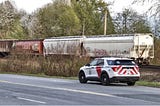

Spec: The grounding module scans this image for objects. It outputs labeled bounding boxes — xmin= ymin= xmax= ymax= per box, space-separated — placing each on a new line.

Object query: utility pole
xmin=82 ymin=21 xmax=85 ymax=35
xmin=82 ymin=16 xmax=85 ymax=36
xmin=124 ymin=14 xmax=127 ymax=33
xmin=104 ymin=11 xmax=107 ymax=35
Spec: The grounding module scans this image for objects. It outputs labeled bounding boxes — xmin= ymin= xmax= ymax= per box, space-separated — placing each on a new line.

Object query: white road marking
xmin=17 ymin=97 xmax=46 ymax=104
xmin=0 ymin=80 xmax=115 ymax=97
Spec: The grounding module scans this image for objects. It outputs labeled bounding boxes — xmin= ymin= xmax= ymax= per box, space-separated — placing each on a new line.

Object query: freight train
xmin=0 ymin=33 xmax=154 ymax=64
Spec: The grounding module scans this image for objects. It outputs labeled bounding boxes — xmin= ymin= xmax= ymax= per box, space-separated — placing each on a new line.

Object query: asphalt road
xmin=0 ymin=74 xmax=160 ymax=105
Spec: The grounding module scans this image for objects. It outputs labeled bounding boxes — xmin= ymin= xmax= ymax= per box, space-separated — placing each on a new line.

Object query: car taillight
xmin=112 ymin=66 xmax=121 ymax=72
xmin=135 ymin=65 xmax=139 ymax=71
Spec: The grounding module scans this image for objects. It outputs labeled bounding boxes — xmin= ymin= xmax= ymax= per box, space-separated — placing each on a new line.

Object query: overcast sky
xmin=107 ymin=0 xmax=153 ymax=15
xmin=0 ymin=0 xmax=152 ymax=14
xmin=0 ymin=0 xmax=52 ymax=13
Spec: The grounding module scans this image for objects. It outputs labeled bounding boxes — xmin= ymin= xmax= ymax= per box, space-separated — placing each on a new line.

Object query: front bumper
xmin=110 ymin=77 xmax=140 ymax=83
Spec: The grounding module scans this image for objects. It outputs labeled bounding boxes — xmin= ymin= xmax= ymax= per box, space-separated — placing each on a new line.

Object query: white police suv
xmin=78 ymin=57 xmax=140 ymax=86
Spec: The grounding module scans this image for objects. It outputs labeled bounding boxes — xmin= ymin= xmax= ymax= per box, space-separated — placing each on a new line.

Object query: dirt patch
xmin=140 ymin=68 xmax=160 ymax=82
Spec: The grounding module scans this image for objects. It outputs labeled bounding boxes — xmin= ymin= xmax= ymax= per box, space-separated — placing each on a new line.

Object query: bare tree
xmin=133 ymin=0 xmax=160 ymax=17
xmin=0 ymin=0 xmax=17 ymax=38
xmin=113 ymin=8 xmax=151 ymax=34
xmin=133 ymin=0 xmax=160 ymax=36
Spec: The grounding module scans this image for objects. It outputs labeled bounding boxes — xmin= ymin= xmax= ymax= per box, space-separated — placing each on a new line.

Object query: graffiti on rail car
xmin=93 ymin=49 xmax=109 ymax=56
xmin=85 ymin=48 xmax=130 ymax=57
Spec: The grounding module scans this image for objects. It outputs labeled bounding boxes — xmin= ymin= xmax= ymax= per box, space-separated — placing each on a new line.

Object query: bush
xmin=151 ymin=38 xmax=160 ymax=65
xmin=0 ymin=54 xmax=90 ymax=77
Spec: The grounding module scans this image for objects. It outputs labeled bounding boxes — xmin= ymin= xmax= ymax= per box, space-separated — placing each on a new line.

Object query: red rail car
xmin=12 ymin=39 xmax=43 ymax=55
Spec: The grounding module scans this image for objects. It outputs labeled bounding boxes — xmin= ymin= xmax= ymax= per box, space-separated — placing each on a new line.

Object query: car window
xmin=107 ymin=60 xmax=115 ymax=65
xmin=90 ymin=59 xmax=98 ymax=66
xmin=97 ymin=59 xmax=104 ymax=66
xmin=107 ymin=60 xmax=135 ymax=65
xmin=115 ymin=60 xmax=135 ymax=65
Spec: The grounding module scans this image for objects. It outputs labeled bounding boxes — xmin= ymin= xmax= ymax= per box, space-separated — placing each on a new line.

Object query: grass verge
xmin=136 ymin=81 xmax=160 ymax=88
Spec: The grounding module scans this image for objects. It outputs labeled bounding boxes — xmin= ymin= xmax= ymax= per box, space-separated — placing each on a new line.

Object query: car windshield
xmin=107 ymin=60 xmax=136 ymax=65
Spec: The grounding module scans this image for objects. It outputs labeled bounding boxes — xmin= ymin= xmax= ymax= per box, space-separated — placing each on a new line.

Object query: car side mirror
xmin=85 ymin=63 xmax=90 ymax=66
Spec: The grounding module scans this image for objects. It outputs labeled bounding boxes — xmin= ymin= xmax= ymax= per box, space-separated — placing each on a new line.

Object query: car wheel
xmin=127 ymin=82 xmax=135 ymax=86
xmin=101 ymin=73 xmax=110 ymax=86
xmin=79 ymin=71 xmax=87 ymax=83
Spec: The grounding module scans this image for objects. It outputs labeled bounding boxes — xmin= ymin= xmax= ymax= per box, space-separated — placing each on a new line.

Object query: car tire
xmin=79 ymin=71 xmax=87 ymax=83
xmin=127 ymin=82 xmax=135 ymax=86
xmin=101 ymin=73 xmax=110 ymax=86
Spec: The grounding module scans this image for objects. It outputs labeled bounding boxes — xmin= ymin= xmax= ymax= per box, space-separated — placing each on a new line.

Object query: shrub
xmin=0 ymin=54 xmax=90 ymax=77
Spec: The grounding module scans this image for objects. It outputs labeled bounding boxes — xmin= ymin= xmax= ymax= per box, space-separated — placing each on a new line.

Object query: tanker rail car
xmin=0 ymin=33 xmax=154 ymax=65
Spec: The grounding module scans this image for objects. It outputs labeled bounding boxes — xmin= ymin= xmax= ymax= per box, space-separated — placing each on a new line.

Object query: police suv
xmin=78 ymin=57 xmax=140 ymax=86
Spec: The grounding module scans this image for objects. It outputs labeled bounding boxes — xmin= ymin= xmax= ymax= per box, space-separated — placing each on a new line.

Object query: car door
xmin=90 ymin=59 xmax=104 ymax=78
xmin=91 ymin=59 xmax=104 ymax=78
xmin=85 ymin=59 xmax=98 ymax=77
xmin=96 ymin=59 xmax=104 ymax=78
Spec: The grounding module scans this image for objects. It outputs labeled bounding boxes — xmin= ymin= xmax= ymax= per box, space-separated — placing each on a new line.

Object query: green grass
xmin=136 ymin=81 xmax=160 ymax=88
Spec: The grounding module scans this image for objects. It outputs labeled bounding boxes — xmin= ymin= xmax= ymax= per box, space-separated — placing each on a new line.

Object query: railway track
xmin=140 ymin=65 xmax=160 ymax=71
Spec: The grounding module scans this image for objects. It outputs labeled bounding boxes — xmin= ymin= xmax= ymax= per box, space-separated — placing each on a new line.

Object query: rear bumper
xmin=110 ymin=77 xmax=140 ymax=83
